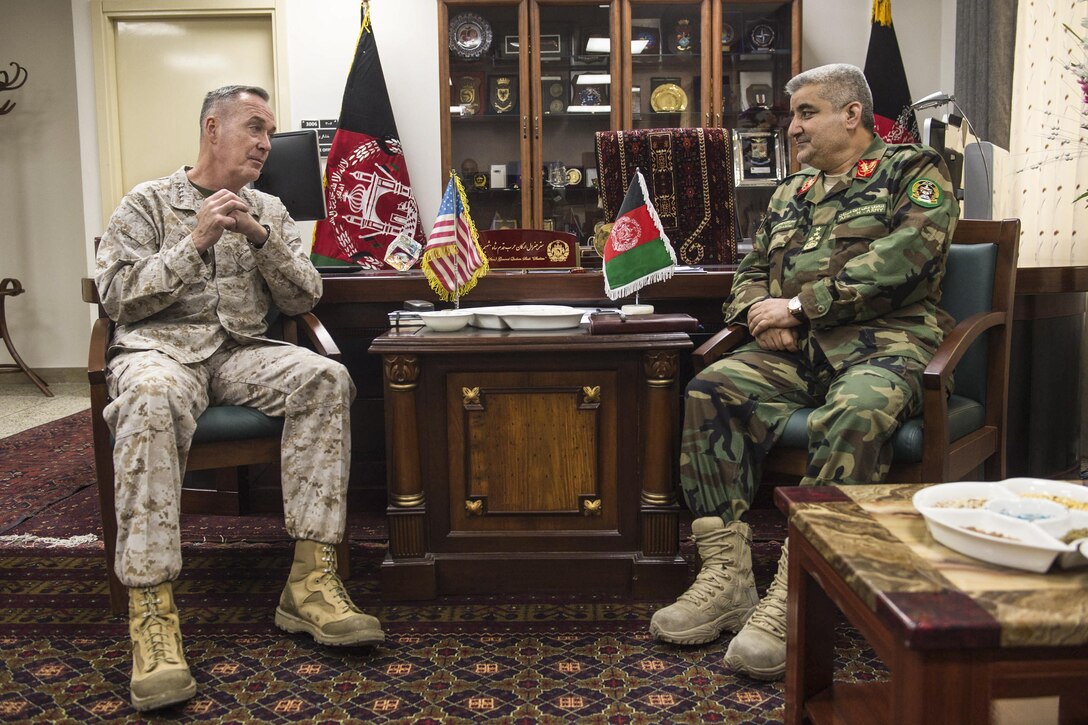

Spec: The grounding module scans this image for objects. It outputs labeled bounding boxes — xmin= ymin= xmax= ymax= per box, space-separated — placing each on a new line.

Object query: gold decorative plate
xmin=650 ymin=83 xmax=688 ymax=112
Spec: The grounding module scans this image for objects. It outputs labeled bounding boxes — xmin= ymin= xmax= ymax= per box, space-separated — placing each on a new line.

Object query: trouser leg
xmin=104 ymin=351 xmax=208 ymax=587
xmin=802 ymin=357 xmax=925 ymax=485
xmin=679 ymin=347 xmax=818 ymax=522
xmin=208 ymin=343 xmax=356 ymax=544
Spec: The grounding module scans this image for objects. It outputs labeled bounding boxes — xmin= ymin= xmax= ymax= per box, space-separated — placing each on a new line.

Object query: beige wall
xmin=0 ymin=0 xmax=88 ymax=374
xmin=4 ymin=0 xmax=953 ymax=371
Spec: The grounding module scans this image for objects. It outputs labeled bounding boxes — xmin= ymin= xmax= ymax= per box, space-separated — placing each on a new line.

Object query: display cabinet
xmin=437 ymin=0 xmax=800 ymax=245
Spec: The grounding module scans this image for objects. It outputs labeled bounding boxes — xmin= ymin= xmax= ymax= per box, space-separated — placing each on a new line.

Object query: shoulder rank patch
xmin=797 ymin=175 xmax=817 ymax=196
xmin=856 ymin=158 xmax=879 ymax=178
xmin=909 ymin=178 xmax=943 ymax=208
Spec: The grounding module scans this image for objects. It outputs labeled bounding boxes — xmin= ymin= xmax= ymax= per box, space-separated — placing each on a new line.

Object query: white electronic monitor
xmin=253 ymin=130 xmax=327 ymax=222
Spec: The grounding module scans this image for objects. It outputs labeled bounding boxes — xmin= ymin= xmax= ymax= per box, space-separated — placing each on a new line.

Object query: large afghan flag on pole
xmin=863 ymin=0 xmax=919 ymax=144
xmin=602 ymin=169 xmax=676 ymax=300
xmin=311 ymin=1 xmax=425 ymax=269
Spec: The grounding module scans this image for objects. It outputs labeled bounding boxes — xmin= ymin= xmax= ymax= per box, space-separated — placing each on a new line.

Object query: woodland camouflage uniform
xmin=680 ymin=136 xmax=959 ymax=521
xmin=96 ymin=167 xmax=355 ymax=588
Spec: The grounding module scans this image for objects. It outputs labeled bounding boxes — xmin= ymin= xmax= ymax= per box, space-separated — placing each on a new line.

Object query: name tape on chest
xmin=835 ymin=201 xmax=888 ymax=223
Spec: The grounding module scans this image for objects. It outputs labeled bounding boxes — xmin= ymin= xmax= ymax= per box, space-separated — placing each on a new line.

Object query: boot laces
xmin=677 ymin=540 xmax=736 ymax=607
xmin=315 ymin=545 xmax=361 ymax=614
xmin=747 ymin=550 xmax=789 ymax=637
xmin=136 ymin=588 xmax=180 ymax=670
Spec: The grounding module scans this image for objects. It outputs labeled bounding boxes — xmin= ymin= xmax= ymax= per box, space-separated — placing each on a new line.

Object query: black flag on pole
xmin=863 ymin=0 xmax=919 ymax=144
xmin=311 ymin=1 xmax=425 ymax=269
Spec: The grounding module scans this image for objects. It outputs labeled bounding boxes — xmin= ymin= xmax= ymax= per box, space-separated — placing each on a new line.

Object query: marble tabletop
xmin=775 ymin=483 xmax=1088 ymax=649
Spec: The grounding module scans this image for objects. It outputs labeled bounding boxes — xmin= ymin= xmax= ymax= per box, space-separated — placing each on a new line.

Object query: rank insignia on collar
xmin=856 ymin=158 xmax=879 ymax=178
xmin=797 ymin=175 xmax=817 ymax=195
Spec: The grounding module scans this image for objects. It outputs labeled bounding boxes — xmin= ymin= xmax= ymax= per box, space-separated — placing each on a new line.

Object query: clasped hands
xmin=746 ymin=297 xmax=801 ymax=352
xmin=192 ymin=189 xmax=267 ymax=252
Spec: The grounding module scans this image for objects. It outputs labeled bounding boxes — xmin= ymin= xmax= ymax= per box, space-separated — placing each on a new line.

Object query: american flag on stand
xmin=421 ymin=174 xmax=489 ymax=301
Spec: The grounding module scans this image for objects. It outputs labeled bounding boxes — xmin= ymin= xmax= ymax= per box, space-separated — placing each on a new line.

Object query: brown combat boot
xmin=275 ymin=540 xmax=385 ymax=646
xmin=128 ymin=582 xmax=196 ymax=712
xmin=649 ymin=517 xmax=759 ymax=644
xmin=724 ymin=540 xmax=788 ymax=680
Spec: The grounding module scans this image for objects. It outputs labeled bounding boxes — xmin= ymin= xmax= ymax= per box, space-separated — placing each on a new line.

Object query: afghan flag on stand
xmin=311 ymin=1 xmax=425 ymax=269
xmin=863 ymin=0 xmax=919 ymax=144
xmin=602 ymin=169 xmax=677 ymax=300
xmin=421 ymin=174 xmax=489 ymax=302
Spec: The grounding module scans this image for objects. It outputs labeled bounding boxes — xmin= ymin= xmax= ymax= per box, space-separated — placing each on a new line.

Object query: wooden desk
xmin=776 ymin=484 xmax=1088 ymax=724
xmin=311 ymin=257 xmax=1087 ymax=510
xmin=369 ymin=325 xmax=692 ymax=600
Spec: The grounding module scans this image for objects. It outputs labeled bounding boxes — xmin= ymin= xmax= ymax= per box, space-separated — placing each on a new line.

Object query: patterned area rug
xmin=0 ymin=410 xmax=95 ymax=535
xmin=0 ymin=542 xmax=888 ymax=723
xmin=0 ymin=411 xmax=888 ymax=722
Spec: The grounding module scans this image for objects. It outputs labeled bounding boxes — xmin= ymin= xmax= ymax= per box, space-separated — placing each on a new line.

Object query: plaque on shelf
xmin=540 ymin=34 xmax=562 ymax=60
xmin=489 ymin=75 xmax=518 ymax=114
xmin=566 ymin=167 xmax=583 ymax=187
xmin=542 ymin=74 xmax=567 ymax=114
xmin=745 ymin=18 xmax=777 ymax=52
xmin=732 ymin=129 xmax=786 ymax=187
xmin=630 ymin=18 xmax=661 ymax=55
xmin=738 ymin=71 xmax=773 ymax=110
xmin=453 ymin=72 xmax=484 ymax=116
xmin=449 ymin=12 xmax=493 ymax=60
xmin=670 ymin=18 xmax=695 ymax=54
xmin=502 ymin=35 xmax=520 ymax=58
xmin=472 ymin=172 xmax=489 ymax=190
xmin=721 ymin=12 xmax=742 ymax=52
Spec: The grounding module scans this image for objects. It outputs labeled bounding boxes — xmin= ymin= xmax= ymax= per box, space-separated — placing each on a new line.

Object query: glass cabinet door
xmin=531 ymin=0 xmax=620 ymax=244
xmin=625 ymin=0 xmax=711 ymax=130
xmin=713 ymin=0 xmax=800 ymax=245
xmin=442 ymin=1 xmax=530 ymax=230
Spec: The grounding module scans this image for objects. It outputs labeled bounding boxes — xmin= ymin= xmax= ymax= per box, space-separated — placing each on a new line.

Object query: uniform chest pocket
xmin=827 ymin=214 xmax=889 ymax=277
xmin=767 ymin=226 xmax=805 ymax=296
xmin=224 ymin=237 xmax=258 ymax=275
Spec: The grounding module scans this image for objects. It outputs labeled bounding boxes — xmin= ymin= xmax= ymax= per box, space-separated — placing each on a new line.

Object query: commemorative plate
xmin=650 ymin=83 xmax=688 ymax=112
xmin=912 ymin=479 xmax=1088 ymax=572
xmin=449 ymin=12 xmax=493 ymax=60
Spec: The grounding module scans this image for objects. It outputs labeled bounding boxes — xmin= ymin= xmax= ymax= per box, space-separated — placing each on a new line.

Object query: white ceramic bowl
xmin=911 ymin=481 xmax=1017 ymax=512
xmin=920 ymin=507 xmax=1072 ymax=573
xmin=501 ymin=305 xmax=583 ymax=330
xmin=418 ymin=309 xmax=474 ymax=332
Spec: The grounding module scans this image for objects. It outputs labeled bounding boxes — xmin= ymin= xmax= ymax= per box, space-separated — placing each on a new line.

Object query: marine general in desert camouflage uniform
xmin=650 ymin=65 xmax=959 ymax=681
xmin=96 ymin=85 xmax=383 ymax=713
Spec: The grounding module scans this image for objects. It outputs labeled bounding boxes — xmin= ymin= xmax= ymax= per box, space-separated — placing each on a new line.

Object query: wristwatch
xmin=787 ymin=295 xmax=806 ymax=321
xmin=248 ymin=224 xmax=271 ymax=251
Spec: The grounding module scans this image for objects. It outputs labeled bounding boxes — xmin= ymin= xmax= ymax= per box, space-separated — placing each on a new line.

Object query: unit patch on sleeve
xmin=908 ymin=178 xmax=943 ymax=208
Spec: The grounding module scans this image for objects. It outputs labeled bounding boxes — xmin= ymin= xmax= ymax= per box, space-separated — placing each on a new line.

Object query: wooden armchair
xmin=692 ymin=218 xmax=1021 ymax=484
xmin=81 ymin=276 xmax=350 ymax=615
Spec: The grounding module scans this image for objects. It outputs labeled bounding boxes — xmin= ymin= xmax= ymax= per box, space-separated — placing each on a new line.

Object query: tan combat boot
xmin=649 ymin=517 xmax=759 ymax=644
xmin=275 ymin=540 xmax=385 ymax=646
xmin=128 ymin=582 xmax=196 ymax=712
xmin=724 ymin=540 xmax=789 ymax=680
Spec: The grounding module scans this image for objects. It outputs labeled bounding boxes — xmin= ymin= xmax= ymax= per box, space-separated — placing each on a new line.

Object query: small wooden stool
xmin=0 ymin=278 xmax=53 ymax=396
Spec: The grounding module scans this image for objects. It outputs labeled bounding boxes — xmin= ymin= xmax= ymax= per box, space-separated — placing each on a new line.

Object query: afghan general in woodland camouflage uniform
xmin=96 ymin=85 xmax=383 ymax=714
xmin=650 ymin=64 xmax=959 ymax=682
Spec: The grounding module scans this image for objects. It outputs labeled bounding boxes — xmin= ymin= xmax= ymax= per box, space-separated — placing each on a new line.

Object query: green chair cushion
xmin=191 ymin=405 xmax=284 ymax=444
xmin=775 ymin=394 xmax=986 ymax=465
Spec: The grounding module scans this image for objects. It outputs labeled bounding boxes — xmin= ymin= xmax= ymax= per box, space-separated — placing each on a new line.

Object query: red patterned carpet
xmin=0 ymin=413 xmax=888 ymax=723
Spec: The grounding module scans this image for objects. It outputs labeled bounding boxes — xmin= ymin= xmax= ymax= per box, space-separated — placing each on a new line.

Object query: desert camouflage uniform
xmin=96 ymin=167 xmax=355 ymax=588
xmin=680 ymin=137 xmax=959 ymax=521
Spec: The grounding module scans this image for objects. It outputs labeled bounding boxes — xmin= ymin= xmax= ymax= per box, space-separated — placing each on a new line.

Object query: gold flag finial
xmin=872 ymin=0 xmax=892 ymax=26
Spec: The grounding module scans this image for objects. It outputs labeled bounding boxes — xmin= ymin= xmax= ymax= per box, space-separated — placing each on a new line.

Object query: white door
xmin=92 ymin=1 xmax=286 ymax=220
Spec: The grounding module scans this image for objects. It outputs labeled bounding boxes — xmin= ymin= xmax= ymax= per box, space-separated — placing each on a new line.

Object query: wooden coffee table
xmin=775 ymin=484 xmax=1088 ymax=724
